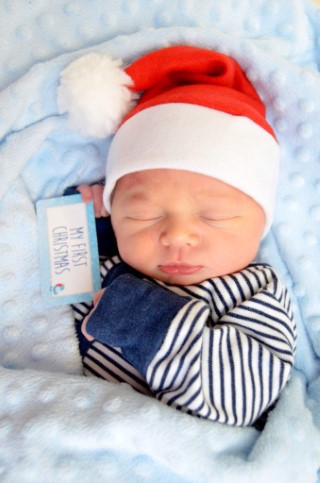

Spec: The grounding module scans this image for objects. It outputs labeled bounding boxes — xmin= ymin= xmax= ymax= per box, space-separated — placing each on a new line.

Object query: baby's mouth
xmin=159 ymin=264 xmax=203 ymax=275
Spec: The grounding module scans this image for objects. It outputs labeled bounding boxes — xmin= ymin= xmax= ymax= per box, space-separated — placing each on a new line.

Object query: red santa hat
xmin=58 ymin=46 xmax=280 ymax=233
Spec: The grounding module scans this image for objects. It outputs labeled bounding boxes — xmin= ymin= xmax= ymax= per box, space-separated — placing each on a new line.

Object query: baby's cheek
xmin=116 ymin=233 xmax=142 ymax=261
xmin=118 ymin=232 xmax=156 ymax=272
xmin=119 ymin=248 xmax=149 ymax=275
xmin=230 ymin=235 xmax=261 ymax=271
xmin=116 ymin=239 xmax=131 ymax=264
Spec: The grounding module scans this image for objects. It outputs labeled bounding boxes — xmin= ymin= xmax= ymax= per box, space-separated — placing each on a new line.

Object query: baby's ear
xmin=57 ymin=53 xmax=136 ymax=138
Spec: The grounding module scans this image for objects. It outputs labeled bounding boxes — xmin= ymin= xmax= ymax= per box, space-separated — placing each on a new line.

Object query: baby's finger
xmin=81 ymin=288 xmax=106 ymax=341
xmin=81 ymin=316 xmax=94 ymax=341
xmin=77 ymin=184 xmax=93 ymax=203
xmin=93 ymin=288 xmax=106 ymax=306
xmin=91 ymin=184 xmax=108 ymax=217
xmin=101 ymin=205 xmax=109 ymax=217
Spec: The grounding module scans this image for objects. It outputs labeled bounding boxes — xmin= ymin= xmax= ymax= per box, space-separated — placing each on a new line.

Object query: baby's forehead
xmin=116 ymin=169 xmax=207 ymax=192
xmin=114 ymin=170 xmax=168 ymax=199
xmin=116 ymin=171 xmax=148 ymax=190
xmin=113 ymin=169 xmax=248 ymax=208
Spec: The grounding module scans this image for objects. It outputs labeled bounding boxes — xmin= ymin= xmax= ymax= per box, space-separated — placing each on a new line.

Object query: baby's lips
xmin=159 ymin=264 xmax=203 ymax=275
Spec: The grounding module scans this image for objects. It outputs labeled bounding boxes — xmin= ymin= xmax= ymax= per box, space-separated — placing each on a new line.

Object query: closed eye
xmin=201 ymin=215 xmax=239 ymax=221
xmin=126 ymin=215 xmax=163 ymax=222
xmin=200 ymin=215 xmax=240 ymax=226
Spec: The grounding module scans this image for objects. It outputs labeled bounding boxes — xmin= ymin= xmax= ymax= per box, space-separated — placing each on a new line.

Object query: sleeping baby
xmin=59 ymin=45 xmax=297 ymax=427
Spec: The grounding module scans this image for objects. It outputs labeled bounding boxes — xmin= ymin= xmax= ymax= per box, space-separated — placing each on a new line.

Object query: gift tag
xmin=37 ymin=194 xmax=100 ymax=306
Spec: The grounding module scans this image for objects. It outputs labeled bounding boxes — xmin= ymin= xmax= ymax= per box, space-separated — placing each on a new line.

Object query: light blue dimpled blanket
xmin=1 ymin=0 xmax=320 ymax=481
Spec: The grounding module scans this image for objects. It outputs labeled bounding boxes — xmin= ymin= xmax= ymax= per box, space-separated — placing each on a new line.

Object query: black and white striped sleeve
xmin=84 ymin=264 xmax=296 ymax=427
xmin=148 ymin=266 xmax=296 ymax=426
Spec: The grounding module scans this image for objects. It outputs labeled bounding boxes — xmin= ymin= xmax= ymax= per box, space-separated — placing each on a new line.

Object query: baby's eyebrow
xmin=196 ymin=191 xmax=239 ymax=205
xmin=125 ymin=191 xmax=150 ymax=203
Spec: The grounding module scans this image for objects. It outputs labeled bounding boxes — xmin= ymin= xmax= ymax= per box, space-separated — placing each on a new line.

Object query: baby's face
xmin=111 ymin=169 xmax=266 ymax=285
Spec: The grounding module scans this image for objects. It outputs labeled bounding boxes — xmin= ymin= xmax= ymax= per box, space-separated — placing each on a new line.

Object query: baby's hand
xmin=81 ymin=288 xmax=106 ymax=341
xmin=77 ymin=183 xmax=109 ymax=218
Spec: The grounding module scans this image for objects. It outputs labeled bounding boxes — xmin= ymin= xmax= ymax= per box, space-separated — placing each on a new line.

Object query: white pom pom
xmin=57 ymin=53 xmax=136 ymax=138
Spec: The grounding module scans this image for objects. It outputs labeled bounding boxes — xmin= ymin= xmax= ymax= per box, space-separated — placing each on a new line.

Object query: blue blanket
xmin=1 ymin=0 xmax=320 ymax=481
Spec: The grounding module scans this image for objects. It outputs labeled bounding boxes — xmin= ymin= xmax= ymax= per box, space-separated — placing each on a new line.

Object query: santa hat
xmin=57 ymin=46 xmax=280 ymax=233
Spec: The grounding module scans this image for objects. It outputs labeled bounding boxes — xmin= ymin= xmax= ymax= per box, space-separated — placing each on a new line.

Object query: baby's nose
xmin=160 ymin=220 xmax=200 ymax=247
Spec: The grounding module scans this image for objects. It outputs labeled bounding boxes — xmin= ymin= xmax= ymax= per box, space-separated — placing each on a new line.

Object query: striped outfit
xmin=73 ymin=256 xmax=296 ymax=427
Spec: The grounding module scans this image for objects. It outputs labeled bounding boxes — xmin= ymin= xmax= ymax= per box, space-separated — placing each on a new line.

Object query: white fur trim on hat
xmin=103 ymin=103 xmax=280 ymax=235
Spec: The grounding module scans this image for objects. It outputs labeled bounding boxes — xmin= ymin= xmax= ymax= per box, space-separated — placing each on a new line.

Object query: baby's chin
xmin=161 ymin=276 xmax=208 ymax=286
